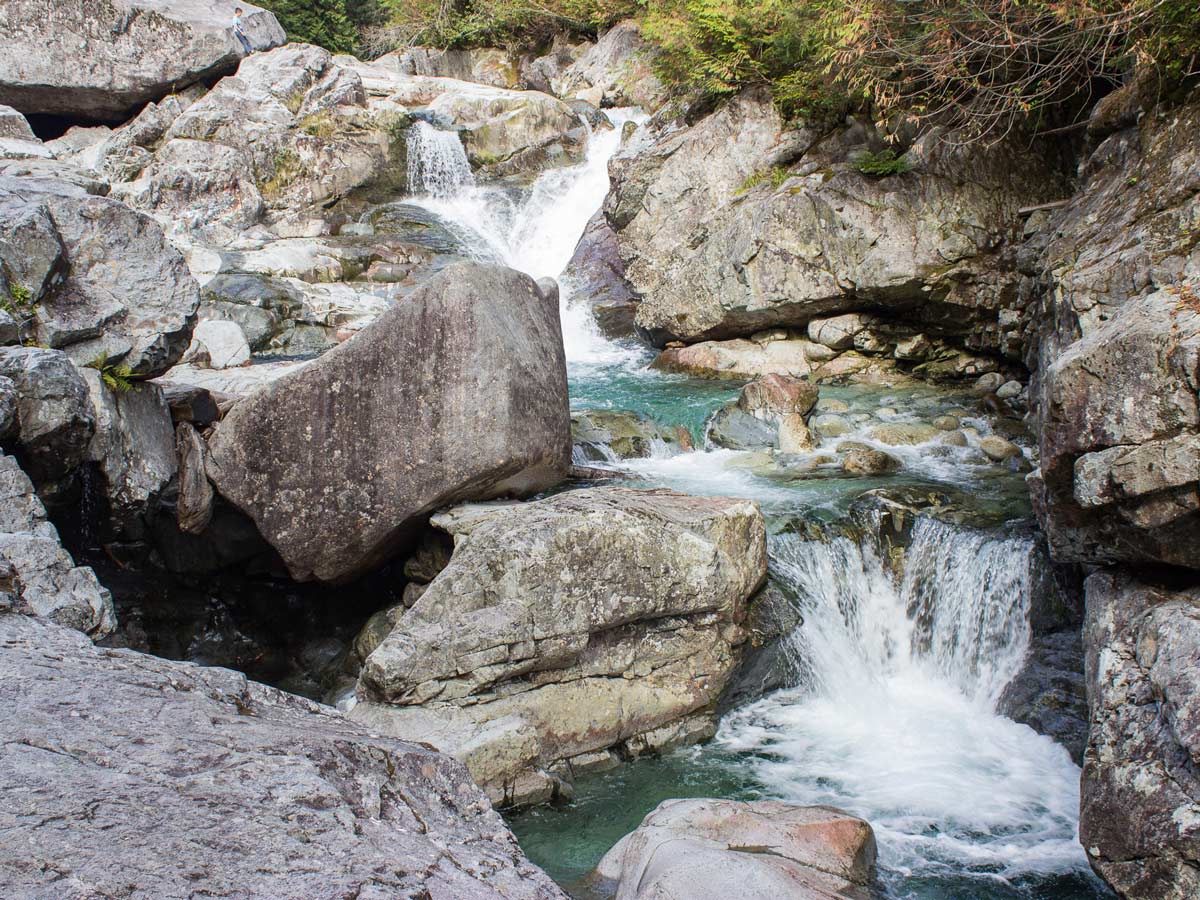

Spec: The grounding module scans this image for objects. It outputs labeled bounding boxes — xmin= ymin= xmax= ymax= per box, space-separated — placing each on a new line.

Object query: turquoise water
xmin=504 ymin=349 xmax=1112 ymax=900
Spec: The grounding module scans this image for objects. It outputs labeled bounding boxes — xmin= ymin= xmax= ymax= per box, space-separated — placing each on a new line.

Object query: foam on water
xmin=717 ymin=526 xmax=1090 ymax=886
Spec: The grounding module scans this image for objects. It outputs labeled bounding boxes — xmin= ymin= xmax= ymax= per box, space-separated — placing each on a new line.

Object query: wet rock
xmin=811 ymin=413 xmax=851 ymax=438
xmin=707 ymin=405 xmax=781 ymax=451
xmin=592 ymin=798 xmax=876 ymax=900
xmin=709 ymin=375 xmax=819 ymax=452
xmin=866 ymin=423 xmax=940 ymax=446
xmin=352 ymin=487 xmax=767 ymax=807
xmin=979 ymin=434 xmax=1022 ymax=462
xmin=207 ymin=263 xmax=570 ymax=583
xmin=0 ymin=612 xmax=566 ymax=900
xmin=998 ymin=630 xmax=1088 ymax=764
xmin=572 ymin=408 xmax=688 ymax=461
xmin=0 ymin=451 xmax=114 ymax=637
xmin=562 ymin=211 xmax=640 ymax=338
xmin=0 ymin=1 xmax=285 ymax=121
xmin=1080 ymin=570 xmax=1200 ymax=900
xmin=0 ymin=346 xmax=94 ymax=501
xmin=840 ymin=445 xmax=902 ymax=476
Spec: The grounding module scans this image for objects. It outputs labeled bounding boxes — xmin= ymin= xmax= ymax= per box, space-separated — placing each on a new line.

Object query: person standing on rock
xmin=232 ymin=7 xmax=253 ymax=55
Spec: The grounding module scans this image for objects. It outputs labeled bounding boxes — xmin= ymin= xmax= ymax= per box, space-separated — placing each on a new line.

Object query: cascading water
xmin=405 ymin=120 xmax=475 ymax=198
xmin=401 ymin=109 xmax=647 ymax=366
xmin=397 ymin=103 xmax=1102 ymax=899
xmin=717 ymin=521 xmax=1089 ymax=891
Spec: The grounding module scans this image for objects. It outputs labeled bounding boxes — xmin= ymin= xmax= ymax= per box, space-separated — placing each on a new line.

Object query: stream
xmin=401 ymin=112 xmax=1112 ymax=900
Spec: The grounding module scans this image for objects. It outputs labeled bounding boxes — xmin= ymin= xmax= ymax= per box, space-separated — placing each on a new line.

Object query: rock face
xmin=1080 ymin=570 xmax=1200 ymax=900
xmin=551 ymin=20 xmax=666 ymax=111
xmin=207 ymin=263 xmax=570 ymax=583
xmin=0 ymin=1 xmax=285 ymax=121
xmin=1029 ymin=91 xmax=1200 ymax=569
xmin=0 ymin=611 xmax=565 ymax=900
xmin=607 ymin=88 xmax=1066 ymax=351
xmin=351 ymin=487 xmax=767 ymax=807
xmin=0 ymin=176 xmax=200 ymax=376
xmin=0 ymin=452 xmax=115 ymax=637
xmin=592 ymin=799 xmax=876 ymax=900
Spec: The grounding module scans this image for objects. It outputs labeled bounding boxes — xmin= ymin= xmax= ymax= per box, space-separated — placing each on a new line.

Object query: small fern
xmin=85 ymin=353 xmax=138 ymax=393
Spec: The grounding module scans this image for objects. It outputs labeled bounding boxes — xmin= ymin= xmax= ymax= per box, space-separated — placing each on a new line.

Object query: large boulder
xmin=351 ymin=487 xmax=767 ymax=807
xmin=0 ymin=451 xmax=115 ymax=638
xmin=1080 ymin=570 xmax=1200 ymax=900
xmin=608 ymin=89 xmax=1067 ymax=349
xmin=0 ymin=611 xmax=565 ymax=900
xmin=562 ymin=210 xmax=640 ymax=337
xmin=591 ymin=799 xmax=876 ymax=900
xmin=0 ymin=346 xmax=94 ymax=501
xmin=0 ymin=1 xmax=285 ymax=121
xmin=206 ymin=262 xmax=570 ymax=583
xmin=0 ymin=176 xmax=200 ymax=376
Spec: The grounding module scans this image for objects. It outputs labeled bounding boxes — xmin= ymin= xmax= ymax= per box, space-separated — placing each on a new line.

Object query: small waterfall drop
xmin=406 ymin=121 xmax=475 ymax=198
xmin=718 ymin=519 xmax=1087 ymax=884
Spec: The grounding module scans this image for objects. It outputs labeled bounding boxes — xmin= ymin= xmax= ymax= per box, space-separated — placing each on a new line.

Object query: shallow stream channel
xmin=402 ymin=109 xmax=1113 ymax=900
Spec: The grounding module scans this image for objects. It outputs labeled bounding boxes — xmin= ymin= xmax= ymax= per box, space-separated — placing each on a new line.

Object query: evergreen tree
xmin=258 ymin=0 xmax=358 ymax=53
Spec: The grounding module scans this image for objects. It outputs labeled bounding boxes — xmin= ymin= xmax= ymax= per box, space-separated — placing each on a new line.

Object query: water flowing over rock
xmin=0 ymin=1 xmax=285 ymax=122
xmin=0 ymin=452 xmax=114 ymax=637
xmin=607 ymin=89 xmax=1067 ymax=351
xmin=591 ymin=799 xmax=876 ymax=900
xmin=207 ymin=262 xmax=570 ymax=583
xmin=352 ymin=487 xmax=767 ymax=807
xmin=1081 ymin=570 xmax=1200 ymax=900
xmin=0 ymin=611 xmax=566 ymax=900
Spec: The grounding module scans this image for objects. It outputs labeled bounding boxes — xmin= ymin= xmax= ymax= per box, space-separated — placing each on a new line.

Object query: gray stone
xmin=207 ymin=263 xmax=570 ymax=583
xmin=0 ymin=104 xmax=35 ymax=141
xmin=840 ymin=445 xmax=901 ymax=476
xmin=0 ymin=1 xmax=285 ymax=121
xmin=998 ymin=630 xmax=1088 ymax=765
xmin=183 ymin=319 xmax=252 ymax=369
xmin=352 ymin=487 xmax=766 ymax=807
xmin=593 ymin=798 xmax=876 ymax=900
xmin=0 ymin=346 xmax=94 ymax=500
xmin=0 ymin=612 xmax=566 ymax=900
xmin=83 ymin=370 xmax=177 ymax=539
xmin=551 ymin=20 xmax=666 ymax=112
xmin=0 ymin=176 xmax=200 ymax=376
xmin=571 ymin=408 xmax=688 ymax=461
xmin=175 ymin=421 xmax=213 ymax=535
xmin=1080 ymin=570 xmax=1200 ymax=900
xmin=562 ymin=210 xmax=640 ymax=338
xmin=0 ymin=451 xmax=114 ymax=637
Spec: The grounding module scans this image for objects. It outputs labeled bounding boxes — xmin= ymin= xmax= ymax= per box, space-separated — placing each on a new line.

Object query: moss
xmin=259 ymin=149 xmax=306 ymax=198
xmin=299 ymin=112 xmax=338 ymax=139
xmin=853 ymin=149 xmax=912 ymax=178
xmin=736 ymin=165 xmax=791 ymax=195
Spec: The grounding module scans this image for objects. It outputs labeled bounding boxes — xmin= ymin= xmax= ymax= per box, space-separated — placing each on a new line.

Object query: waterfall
xmin=406 ymin=121 xmax=474 ymax=198
xmin=718 ymin=518 xmax=1087 ymax=884
xmin=402 ymin=109 xmax=647 ymax=368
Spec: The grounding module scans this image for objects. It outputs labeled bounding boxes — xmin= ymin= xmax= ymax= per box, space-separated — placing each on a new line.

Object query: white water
xmin=403 ymin=107 xmax=1093 ymax=894
xmin=403 ymin=110 xmax=646 ymax=367
xmin=406 ymin=121 xmax=475 ymax=198
xmin=718 ymin=521 xmax=1088 ymax=884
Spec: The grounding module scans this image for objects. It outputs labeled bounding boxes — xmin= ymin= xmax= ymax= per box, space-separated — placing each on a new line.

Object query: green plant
xmin=85 ymin=354 xmax=138 ymax=393
xmin=737 ymin=165 xmax=790 ymax=194
xmin=853 ymin=148 xmax=911 ymax=177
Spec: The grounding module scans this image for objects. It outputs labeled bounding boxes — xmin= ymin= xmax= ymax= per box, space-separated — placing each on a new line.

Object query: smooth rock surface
xmin=592 ymin=798 xmax=876 ymax=900
xmin=0 ymin=1 xmax=285 ymax=121
xmin=207 ymin=263 xmax=570 ymax=582
xmin=0 ymin=611 xmax=565 ymax=900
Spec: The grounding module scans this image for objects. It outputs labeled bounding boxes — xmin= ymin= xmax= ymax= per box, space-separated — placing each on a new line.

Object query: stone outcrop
xmin=607 ymin=88 xmax=1067 ymax=351
xmin=0 ymin=175 xmax=200 ymax=376
xmin=591 ymin=799 xmax=876 ymax=900
xmin=551 ymin=20 xmax=666 ymax=112
xmin=0 ymin=452 xmax=114 ymax=637
xmin=351 ymin=487 xmax=767 ymax=807
xmin=0 ymin=611 xmax=565 ymax=900
xmin=207 ymin=263 xmax=570 ymax=583
xmin=1080 ymin=570 xmax=1200 ymax=900
xmin=0 ymin=1 xmax=285 ymax=122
